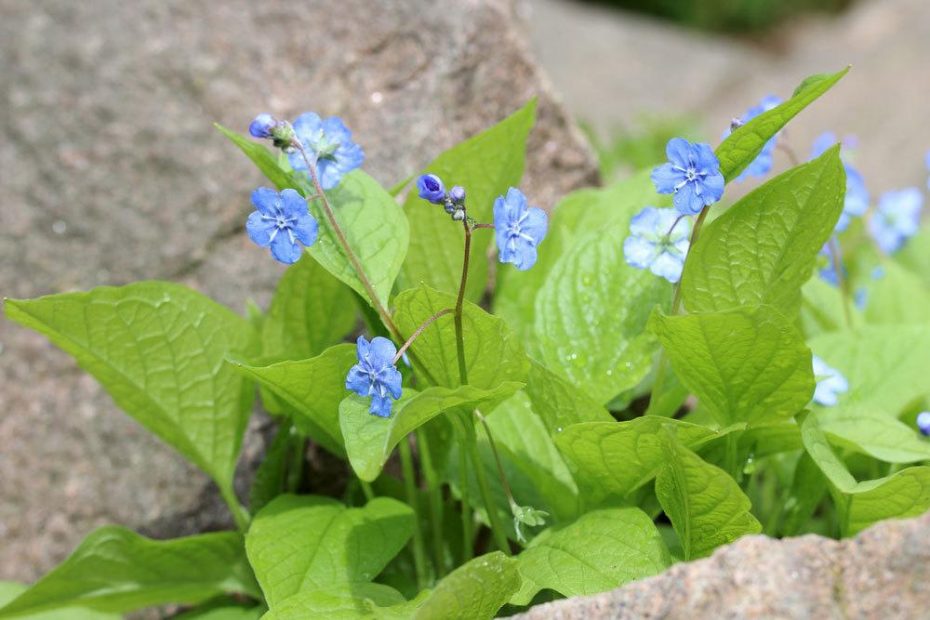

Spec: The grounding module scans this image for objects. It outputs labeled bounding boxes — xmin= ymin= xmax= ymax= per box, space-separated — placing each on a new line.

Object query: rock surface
xmin=0 ymin=0 xmax=597 ymax=580
xmin=517 ymin=510 xmax=930 ymax=620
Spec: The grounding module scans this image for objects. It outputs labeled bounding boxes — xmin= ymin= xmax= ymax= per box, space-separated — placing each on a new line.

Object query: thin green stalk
xmin=220 ymin=484 xmax=250 ymax=533
xmin=459 ymin=438 xmax=474 ymax=564
xmin=467 ymin=436 xmax=511 ymax=555
xmin=454 ymin=223 xmax=472 ymax=385
xmin=398 ymin=436 xmax=429 ymax=588
xmin=417 ymin=428 xmax=447 ymax=578
xmin=360 ymin=481 xmax=375 ymax=502
xmin=829 ymin=237 xmax=853 ymax=328
xmin=474 ymin=409 xmax=517 ymax=510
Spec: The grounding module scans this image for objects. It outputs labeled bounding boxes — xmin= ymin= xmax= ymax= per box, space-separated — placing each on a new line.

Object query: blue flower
xmin=812 ymin=355 xmax=848 ymax=407
xmin=651 ymin=138 xmax=724 ymax=215
xmin=623 ymin=206 xmax=692 ymax=283
xmin=727 ymin=95 xmax=782 ymax=181
xmin=246 ymin=188 xmax=318 ymax=264
xmin=917 ymin=411 xmax=930 ymax=437
xmin=810 ymin=133 xmax=869 ymax=232
xmin=288 ymin=113 xmax=365 ymax=190
xmin=868 ymin=187 xmax=924 ymax=254
xmin=249 ymin=113 xmax=277 ymax=139
xmin=417 ymin=174 xmax=445 ymax=204
xmin=494 ymin=187 xmax=548 ymax=271
xmin=345 ymin=336 xmax=403 ymax=418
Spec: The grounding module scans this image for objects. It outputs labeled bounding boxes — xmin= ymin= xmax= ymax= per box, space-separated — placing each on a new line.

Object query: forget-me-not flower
xmin=810 ymin=133 xmax=869 ymax=232
xmin=494 ymin=187 xmax=548 ymax=271
xmin=623 ymin=206 xmax=692 ymax=283
xmin=727 ymin=95 xmax=782 ymax=181
xmin=417 ymin=174 xmax=445 ymax=204
xmin=288 ymin=113 xmax=364 ymax=190
xmin=868 ymin=187 xmax=924 ymax=254
xmin=652 ymin=138 xmax=725 ymax=215
xmin=345 ymin=336 xmax=403 ymax=418
xmin=811 ymin=355 xmax=848 ymax=407
xmin=917 ymin=412 xmax=930 ymax=437
xmin=246 ymin=188 xmax=318 ymax=264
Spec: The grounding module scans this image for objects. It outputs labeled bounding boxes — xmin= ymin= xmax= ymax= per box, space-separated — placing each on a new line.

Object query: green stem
xmin=360 ymin=481 xmax=375 ymax=502
xmin=459 ymin=437 xmax=474 ymax=563
xmin=467 ymin=434 xmax=511 ymax=555
xmin=724 ymin=431 xmax=742 ymax=481
xmin=454 ymin=222 xmax=472 ymax=385
xmin=398 ymin=436 xmax=429 ymax=588
xmin=474 ymin=409 xmax=517 ymax=510
xmin=417 ymin=428 xmax=447 ymax=578
xmin=829 ymin=237 xmax=853 ymax=328
xmin=220 ymin=484 xmax=250 ymax=534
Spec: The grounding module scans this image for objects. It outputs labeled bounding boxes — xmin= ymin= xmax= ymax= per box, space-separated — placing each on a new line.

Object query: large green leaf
xmin=339 ymin=382 xmax=523 ymax=482
xmin=0 ymin=529 xmax=257 ymax=618
xmin=494 ymin=172 xmax=661 ymax=353
xmin=523 ymin=359 xmax=613 ymax=434
xmin=245 ymin=495 xmax=414 ymax=608
xmin=655 ymin=440 xmax=762 ymax=560
xmin=216 ymin=124 xmax=294 ymax=190
xmin=259 ymin=583 xmax=411 ymax=620
xmin=392 ymin=286 xmax=528 ymax=389
xmin=808 ymin=325 xmax=930 ymax=415
xmin=715 ymin=68 xmax=848 ymax=181
xmin=4 ymin=282 xmax=257 ymax=495
xmin=307 ymin=170 xmax=409 ymax=310
xmin=412 ymin=552 xmax=520 ymax=620
xmin=800 ymin=414 xmax=930 ymax=536
xmin=262 ymin=255 xmax=356 ymax=361
xmin=650 ymin=306 xmax=814 ymax=427
xmin=861 ymin=261 xmax=930 ymax=325
xmin=230 ymin=344 xmax=356 ymax=456
xmin=681 ymin=147 xmax=845 ymax=317
xmin=513 ymin=508 xmax=670 ymax=604
xmin=398 ymin=100 xmax=536 ymax=301
xmin=175 ymin=606 xmax=264 ymax=620
xmin=533 ymin=173 xmax=673 ymax=404
xmin=555 ymin=417 xmax=724 ymax=505
xmin=817 ymin=408 xmax=930 ymax=463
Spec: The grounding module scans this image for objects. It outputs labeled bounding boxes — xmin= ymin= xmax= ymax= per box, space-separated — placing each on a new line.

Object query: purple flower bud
xmin=917 ymin=412 xmax=930 ymax=437
xmin=450 ymin=185 xmax=466 ymax=204
xmin=249 ymin=113 xmax=278 ymax=139
xmin=417 ymin=174 xmax=445 ymax=204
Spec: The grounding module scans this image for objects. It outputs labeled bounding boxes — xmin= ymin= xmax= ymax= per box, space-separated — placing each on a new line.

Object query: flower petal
xmin=251 ymin=187 xmax=280 ymax=216
xmin=292 ymin=212 xmax=319 ymax=247
xmin=520 ymin=207 xmax=548 ymax=245
xmin=269 ymin=232 xmax=302 ymax=264
xmin=369 ymin=336 xmax=398 ymax=367
xmin=665 ymin=137 xmax=693 ymax=167
xmin=650 ymin=251 xmax=685 ymax=283
xmin=345 ymin=365 xmax=371 ymax=396
xmin=246 ymin=211 xmax=275 ymax=247
xmin=292 ymin=112 xmax=323 ymax=146
xmin=369 ymin=393 xmax=393 ymax=418
xmin=651 ymin=163 xmax=682 ymax=195
xmin=623 ymin=236 xmax=659 ymax=270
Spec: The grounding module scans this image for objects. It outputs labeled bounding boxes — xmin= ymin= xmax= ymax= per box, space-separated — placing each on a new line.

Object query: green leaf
xmin=555 ymin=417 xmax=724 ymax=505
xmin=656 ymin=439 xmax=762 ymax=560
xmin=781 ymin=452 xmax=828 ymax=537
xmin=682 ymin=147 xmax=846 ymax=317
xmin=260 ymin=583 xmax=411 ymax=620
xmin=650 ymin=306 xmax=814 ymax=427
xmin=524 ymin=359 xmax=613 ymax=434
xmin=861 ymin=261 xmax=930 ymax=325
xmin=715 ymin=68 xmax=848 ymax=182
xmin=339 ymin=381 xmax=523 ymax=482
xmin=392 ymin=286 xmax=528 ymax=389
xmin=817 ymin=408 xmax=930 ymax=463
xmin=494 ymin=173 xmax=663 ymax=353
xmin=175 ymin=606 xmax=263 ymax=620
xmin=800 ymin=414 xmax=930 ymax=535
xmin=216 ymin=124 xmax=295 ymax=190
xmin=0 ymin=528 xmax=257 ymax=618
xmin=809 ymin=325 xmax=930 ymax=415
xmin=307 ymin=170 xmax=409 ymax=310
xmin=533 ymin=172 xmax=673 ymax=404
xmin=245 ymin=495 xmax=414 ymax=608
xmin=262 ymin=255 xmax=356 ymax=361
xmin=513 ymin=508 xmax=670 ymax=604
xmin=398 ymin=100 xmax=536 ymax=301
xmin=4 ymin=282 xmax=257 ymax=494
xmin=249 ymin=423 xmax=302 ymax=513
xmin=412 ymin=552 xmax=520 ymax=620
xmin=230 ymin=344 xmax=357 ymax=456
xmin=0 ymin=583 xmax=118 ymax=620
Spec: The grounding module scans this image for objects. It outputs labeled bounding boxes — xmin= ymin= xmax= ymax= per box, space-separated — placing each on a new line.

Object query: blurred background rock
xmin=1 ymin=0 xmax=928 ymax=588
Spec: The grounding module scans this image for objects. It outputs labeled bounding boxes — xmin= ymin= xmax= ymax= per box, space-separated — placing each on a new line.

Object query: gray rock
xmin=516 ymin=511 xmax=930 ymax=620
xmin=0 ymin=0 xmax=597 ymax=580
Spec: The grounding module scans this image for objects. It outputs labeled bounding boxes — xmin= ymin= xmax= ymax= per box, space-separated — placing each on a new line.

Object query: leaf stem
xmin=393 ymin=308 xmax=454 ymax=365
xmin=219 ymin=483 xmax=250 ymax=534
xmin=416 ymin=428 xmax=447 ymax=578
xmin=454 ymin=222 xmax=473 ymax=385
xmin=398 ymin=435 xmax=429 ymax=588
xmin=473 ymin=409 xmax=517 ymax=511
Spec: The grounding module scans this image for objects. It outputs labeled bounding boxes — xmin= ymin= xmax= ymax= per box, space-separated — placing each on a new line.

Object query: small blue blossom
xmin=494 ymin=187 xmax=548 ymax=271
xmin=246 ymin=188 xmax=318 ymax=264
xmin=288 ymin=113 xmax=365 ymax=190
xmin=727 ymin=95 xmax=782 ymax=181
xmin=810 ymin=133 xmax=869 ymax=232
xmin=868 ymin=187 xmax=924 ymax=254
xmin=917 ymin=412 xmax=930 ymax=437
xmin=417 ymin=174 xmax=445 ymax=204
xmin=811 ymin=355 xmax=848 ymax=407
xmin=623 ymin=206 xmax=692 ymax=283
xmin=249 ymin=113 xmax=277 ymax=139
xmin=345 ymin=336 xmax=403 ymax=418
xmin=651 ymin=138 xmax=724 ymax=215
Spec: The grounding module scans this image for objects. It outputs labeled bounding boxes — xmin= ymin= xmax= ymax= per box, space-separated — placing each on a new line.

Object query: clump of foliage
xmin=3 ymin=66 xmax=930 ymax=620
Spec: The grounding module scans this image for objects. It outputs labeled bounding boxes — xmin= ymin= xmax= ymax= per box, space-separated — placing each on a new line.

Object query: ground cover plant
xmin=3 ymin=66 xmax=930 ymax=619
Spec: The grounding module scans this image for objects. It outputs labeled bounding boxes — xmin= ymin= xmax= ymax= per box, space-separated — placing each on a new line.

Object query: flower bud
xmin=249 ymin=113 xmax=278 ymax=139
xmin=451 ymin=208 xmax=466 ymax=221
xmin=918 ymin=411 xmax=930 ymax=437
xmin=416 ymin=174 xmax=445 ymax=204
xmin=450 ymin=185 xmax=466 ymax=204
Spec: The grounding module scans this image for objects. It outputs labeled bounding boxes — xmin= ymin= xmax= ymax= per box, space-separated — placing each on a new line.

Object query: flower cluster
xmin=727 ymin=95 xmax=782 ymax=181
xmin=811 ymin=355 xmax=848 ymax=407
xmin=810 ymin=133 xmax=869 ymax=233
xmin=868 ymin=187 xmax=924 ymax=254
xmin=651 ymin=138 xmax=725 ymax=216
xmin=416 ymin=174 xmax=467 ymax=221
xmin=623 ymin=206 xmax=692 ymax=283
xmin=345 ymin=336 xmax=403 ymax=418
